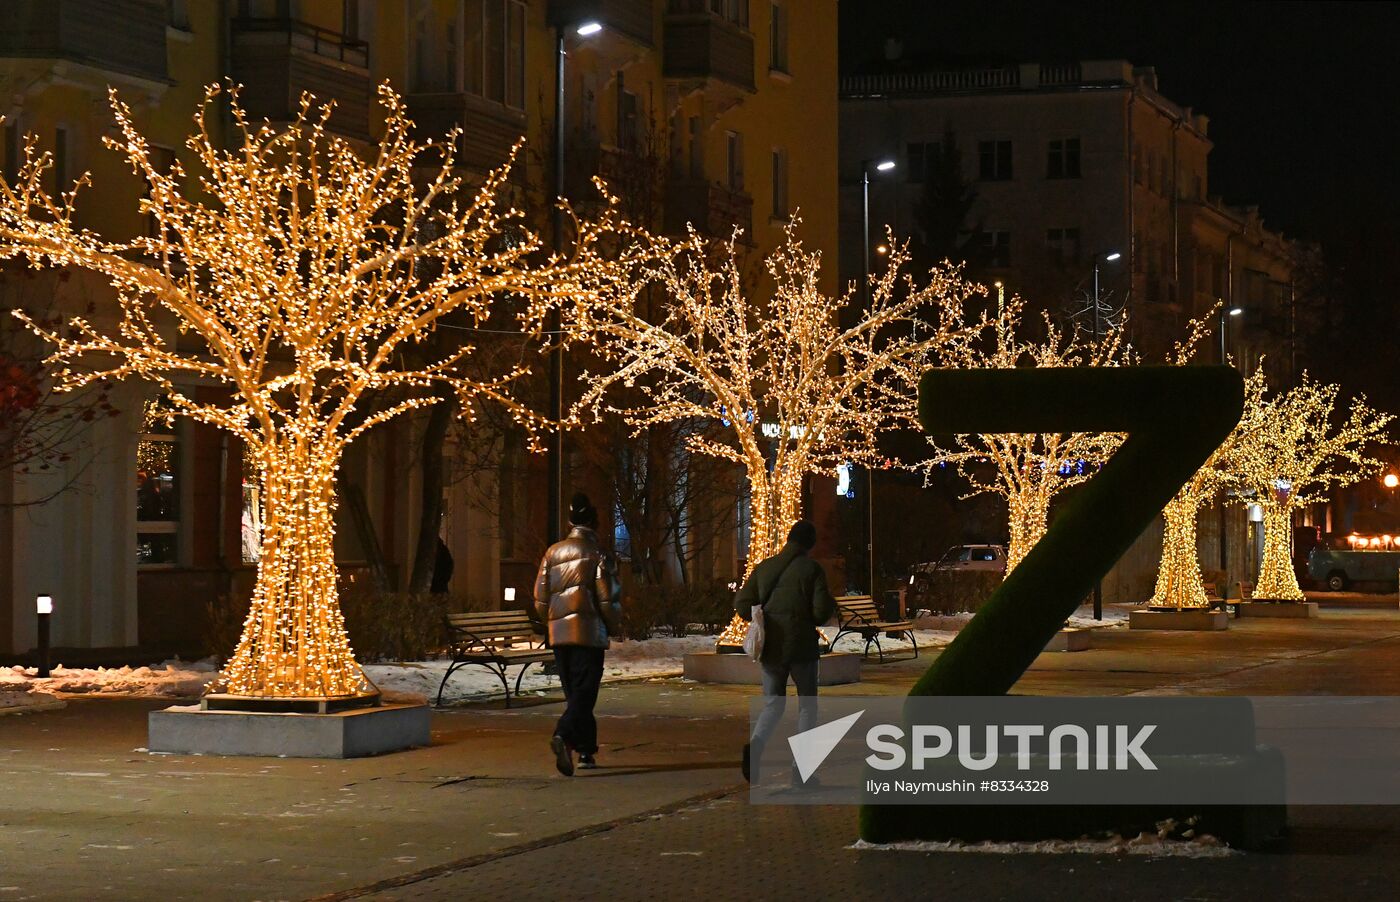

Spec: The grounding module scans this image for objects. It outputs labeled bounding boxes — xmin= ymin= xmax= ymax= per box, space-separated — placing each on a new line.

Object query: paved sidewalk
xmin=3 ymin=611 xmax=1400 ymax=900
xmin=356 ymin=794 xmax=1400 ymax=902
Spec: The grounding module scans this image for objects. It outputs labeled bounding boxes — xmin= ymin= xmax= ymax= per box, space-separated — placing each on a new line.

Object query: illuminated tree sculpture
xmin=0 ymin=85 xmax=642 ymax=700
xmin=925 ymin=287 xmax=1131 ymax=573
xmin=558 ymin=221 xmax=976 ymax=647
xmin=1233 ymin=375 xmax=1392 ymax=601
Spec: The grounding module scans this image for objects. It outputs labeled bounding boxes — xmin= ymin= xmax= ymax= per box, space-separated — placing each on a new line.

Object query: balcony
xmin=0 ymin=0 xmax=168 ymax=85
xmin=663 ymin=3 xmax=755 ymax=96
xmin=550 ymin=0 xmax=655 ymax=47
xmin=664 ymin=179 xmax=753 ymax=242
xmin=404 ymin=92 xmax=526 ymax=175
xmin=230 ymin=19 xmax=371 ymax=141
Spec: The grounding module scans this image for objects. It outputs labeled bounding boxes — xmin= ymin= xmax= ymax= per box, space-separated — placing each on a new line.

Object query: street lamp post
xmin=861 ymin=157 xmax=896 ymax=599
xmin=1091 ymin=251 xmax=1122 ymax=346
xmin=1217 ymin=305 xmax=1243 ymax=578
xmin=1088 ymin=251 xmax=1119 ymax=620
xmin=1219 ymin=304 xmax=1244 ymax=364
xmin=547 ymin=20 xmax=602 ymax=546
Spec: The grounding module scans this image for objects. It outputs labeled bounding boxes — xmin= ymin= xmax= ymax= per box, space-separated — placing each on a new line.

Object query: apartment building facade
xmin=839 ymin=59 xmax=1297 ymax=371
xmin=1 ymin=0 xmax=838 ymax=657
xmin=839 ymin=58 xmax=1299 ymax=602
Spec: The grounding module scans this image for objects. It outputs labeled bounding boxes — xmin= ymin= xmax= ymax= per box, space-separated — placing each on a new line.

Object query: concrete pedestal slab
xmin=1043 ymin=628 xmax=1091 ymax=652
xmin=1130 ymin=610 xmax=1229 ymax=631
xmin=682 ymin=652 xmax=862 ymax=685
xmin=1238 ymin=601 xmax=1319 ymax=618
xmin=148 ymin=702 xmax=430 ymax=758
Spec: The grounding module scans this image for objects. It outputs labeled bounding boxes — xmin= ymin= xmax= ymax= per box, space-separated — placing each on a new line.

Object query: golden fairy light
xmin=925 ymin=284 xmax=1131 ymax=573
xmin=1232 ymin=374 xmax=1392 ymax=601
xmin=1 ymin=84 xmax=644 ymax=699
xmin=556 ymin=219 xmax=976 ymax=647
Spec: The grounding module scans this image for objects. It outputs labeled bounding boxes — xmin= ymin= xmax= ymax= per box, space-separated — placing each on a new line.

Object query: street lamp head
xmin=576 ymin=21 xmax=603 ymax=36
xmin=1228 ymin=306 xmax=1244 ymax=317
xmin=36 ymin=594 xmax=53 ymax=615
xmin=1104 ymin=251 xmax=1122 ymax=262
xmin=1384 ymin=473 xmax=1398 ymax=489
xmin=875 ymin=244 xmax=889 ymax=255
xmin=875 ymin=159 xmax=897 ymax=172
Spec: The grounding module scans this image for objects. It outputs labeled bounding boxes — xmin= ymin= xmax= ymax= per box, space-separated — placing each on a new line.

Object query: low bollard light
xmin=35 ymin=594 xmax=52 ymax=678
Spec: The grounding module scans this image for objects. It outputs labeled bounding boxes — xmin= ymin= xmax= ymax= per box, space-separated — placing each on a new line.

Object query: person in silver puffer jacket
xmin=534 ymin=493 xmax=622 ymax=776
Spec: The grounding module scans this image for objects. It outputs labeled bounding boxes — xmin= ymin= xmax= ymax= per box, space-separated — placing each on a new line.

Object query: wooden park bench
xmin=831 ymin=595 xmax=918 ymax=662
xmin=1202 ymin=579 xmax=1247 ymax=618
xmin=436 ymin=610 xmax=553 ymax=707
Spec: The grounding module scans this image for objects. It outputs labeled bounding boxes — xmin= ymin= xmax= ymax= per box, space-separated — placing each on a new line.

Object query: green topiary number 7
xmin=909 ymin=365 xmax=1244 ymax=696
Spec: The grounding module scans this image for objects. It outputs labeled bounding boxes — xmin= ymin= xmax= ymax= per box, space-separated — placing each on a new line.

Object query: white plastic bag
xmin=742 ymin=605 xmax=765 ymax=661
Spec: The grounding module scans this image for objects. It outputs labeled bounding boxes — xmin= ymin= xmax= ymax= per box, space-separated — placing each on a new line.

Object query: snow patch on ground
xmin=825 ymin=628 xmax=957 ymax=655
xmin=1069 ymin=603 xmax=1130 ymax=628
xmin=0 ymin=659 xmax=218 ymax=698
xmin=850 ymin=831 xmax=1236 ymax=859
xmin=367 ymin=634 xmax=720 ymax=705
xmin=0 ymin=607 xmax=1114 ymax=708
xmin=0 ymin=689 xmax=66 ymax=714
xmin=912 ymin=604 xmax=1128 ymax=634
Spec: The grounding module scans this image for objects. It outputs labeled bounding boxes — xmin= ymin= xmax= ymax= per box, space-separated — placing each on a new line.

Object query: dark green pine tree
xmin=910 ymin=127 xmax=988 ymax=277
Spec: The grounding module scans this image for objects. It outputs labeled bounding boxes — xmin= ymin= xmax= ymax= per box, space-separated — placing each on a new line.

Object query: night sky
xmin=840 ymin=1 xmax=1400 ymax=398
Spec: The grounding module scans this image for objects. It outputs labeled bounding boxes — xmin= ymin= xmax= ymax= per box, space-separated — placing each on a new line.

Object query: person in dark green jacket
xmin=735 ymin=520 xmax=836 ymax=783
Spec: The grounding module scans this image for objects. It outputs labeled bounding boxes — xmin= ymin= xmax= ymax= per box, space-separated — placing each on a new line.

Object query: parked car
xmin=914 ymin=544 xmax=1008 ymax=575
xmin=1307 ymin=544 xmax=1400 ymax=591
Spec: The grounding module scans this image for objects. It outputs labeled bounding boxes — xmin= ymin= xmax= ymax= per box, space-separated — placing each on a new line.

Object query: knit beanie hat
xmin=569 ymin=492 xmax=598 ymax=527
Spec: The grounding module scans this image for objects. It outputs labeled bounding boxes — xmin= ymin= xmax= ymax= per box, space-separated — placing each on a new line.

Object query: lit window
xmin=137 ymin=399 xmax=180 ymax=567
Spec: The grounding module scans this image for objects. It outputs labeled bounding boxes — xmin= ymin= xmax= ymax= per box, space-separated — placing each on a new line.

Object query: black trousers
xmin=553 ymin=645 xmax=605 ymax=755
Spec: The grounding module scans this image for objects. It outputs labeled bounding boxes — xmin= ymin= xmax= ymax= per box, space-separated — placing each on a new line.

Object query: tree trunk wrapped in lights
xmin=924 ymin=287 xmax=1131 ymax=574
xmin=1233 ymin=375 xmax=1393 ymax=602
xmin=1153 ymin=498 xmax=1209 ymax=608
xmin=1255 ymin=504 xmax=1302 ymax=600
xmin=1 ymin=84 xmax=647 ymax=700
xmin=553 ymin=219 xmax=978 ymax=648
xmin=1149 ymin=335 xmax=1271 ymax=609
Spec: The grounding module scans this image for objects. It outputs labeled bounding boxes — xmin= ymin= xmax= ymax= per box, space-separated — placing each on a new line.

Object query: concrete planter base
xmin=1130 ymin=610 xmax=1229 ymax=631
xmin=148 ymin=702 xmax=431 ymax=758
xmin=1238 ymin=601 xmax=1319 ymax=618
xmin=682 ymin=652 xmax=862 ymax=685
xmin=1043 ymin=628 xmax=1091 ymax=652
